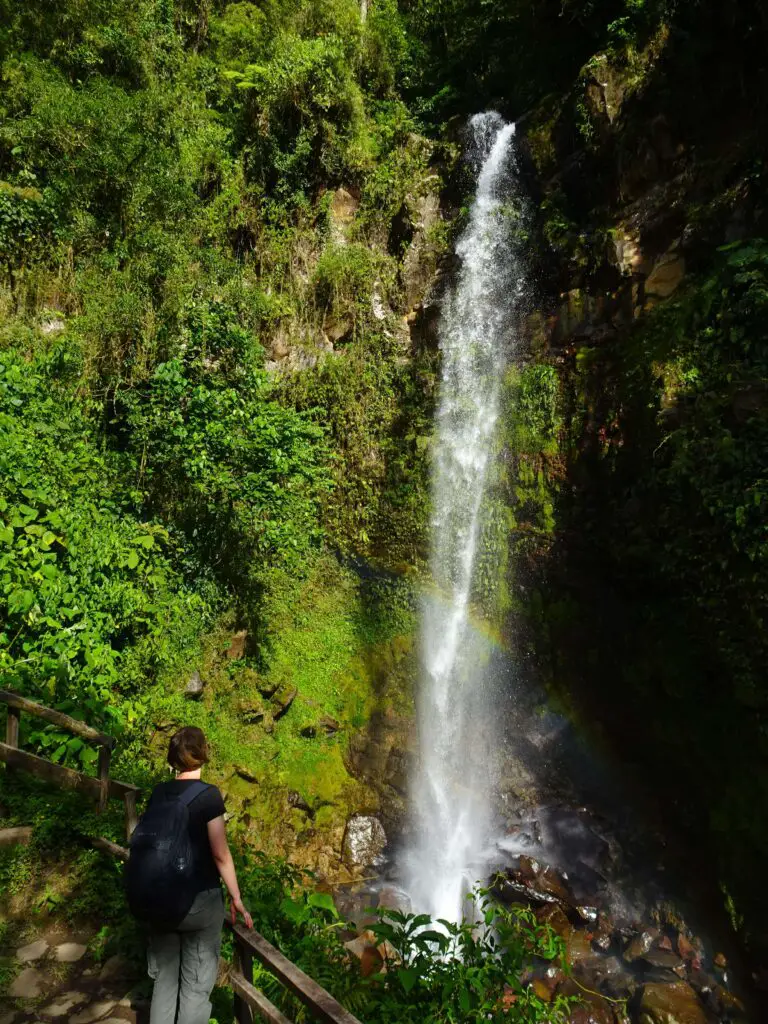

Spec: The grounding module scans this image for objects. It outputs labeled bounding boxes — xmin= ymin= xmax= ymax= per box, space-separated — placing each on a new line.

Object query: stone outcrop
xmin=341 ymin=813 xmax=387 ymax=869
xmin=639 ymin=981 xmax=709 ymax=1024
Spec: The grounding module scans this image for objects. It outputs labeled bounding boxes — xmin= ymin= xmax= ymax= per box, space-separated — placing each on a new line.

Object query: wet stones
xmin=376 ymin=885 xmax=412 ymax=915
xmin=499 ymin=858 xmax=575 ymax=907
xmin=342 ymin=815 xmax=387 ymax=869
xmin=640 ymin=948 xmax=685 ymax=976
xmin=639 ymin=980 xmax=708 ymax=1024
xmin=624 ymin=929 xmax=660 ymax=963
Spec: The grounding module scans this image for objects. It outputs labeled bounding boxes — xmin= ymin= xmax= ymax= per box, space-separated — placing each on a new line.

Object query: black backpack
xmin=126 ymin=781 xmax=208 ymax=927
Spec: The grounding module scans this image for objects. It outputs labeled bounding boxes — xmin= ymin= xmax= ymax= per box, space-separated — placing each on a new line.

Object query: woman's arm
xmin=207 ymin=815 xmax=253 ymax=928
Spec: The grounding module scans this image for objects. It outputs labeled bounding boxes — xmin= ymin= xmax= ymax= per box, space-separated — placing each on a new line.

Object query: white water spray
xmin=405 ymin=112 xmax=529 ymax=923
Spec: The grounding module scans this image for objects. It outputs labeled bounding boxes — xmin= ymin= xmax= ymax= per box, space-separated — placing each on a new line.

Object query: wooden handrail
xmin=0 ymin=689 xmax=139 ymax=839
xmin=91 ymin=836 xmax=129 ymax=860
xmin=0 ymin=689 xmax=116 ymax=749
xmin=0 ymin=743 xmax=137 ymax=799
xmin=228 ymin=921 xmax=364 ymax=1024
xmin=231 ymin=971 xmax=292 ymax=1024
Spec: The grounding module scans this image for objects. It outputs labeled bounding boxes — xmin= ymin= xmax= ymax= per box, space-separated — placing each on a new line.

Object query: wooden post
xmin=233 ymin=934 xmax=255 ymax=1024
xmin=6 ymin=707 xmax=20 ymax=747
xmin=5 ymin=707 xmax=20 ymax=773
xmin=124 ymin=790 xmax=138 ymax=839
xmin=97 ymin=745 xmax=111 ymax=813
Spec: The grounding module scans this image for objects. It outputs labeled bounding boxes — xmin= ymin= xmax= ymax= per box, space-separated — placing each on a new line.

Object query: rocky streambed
xmin=335 ymin=802 xmax=752 ymax=1024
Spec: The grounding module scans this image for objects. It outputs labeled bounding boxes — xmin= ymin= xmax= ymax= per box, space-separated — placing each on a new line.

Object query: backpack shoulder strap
xmin=176 ymin=781 xmax=209 ymax=807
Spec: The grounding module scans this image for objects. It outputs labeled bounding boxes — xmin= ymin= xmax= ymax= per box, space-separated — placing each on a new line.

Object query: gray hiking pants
xmin=147 ymin=887 xmax=225 ymax=1024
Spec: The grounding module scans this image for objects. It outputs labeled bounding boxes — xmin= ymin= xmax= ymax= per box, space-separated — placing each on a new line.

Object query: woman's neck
xmin=176 ymin=768 xmax=202 ymax=780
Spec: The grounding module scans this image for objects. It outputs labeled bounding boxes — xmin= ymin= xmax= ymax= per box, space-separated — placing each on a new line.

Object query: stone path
xmin=1 ymin=926 xmax=146 ymax=1024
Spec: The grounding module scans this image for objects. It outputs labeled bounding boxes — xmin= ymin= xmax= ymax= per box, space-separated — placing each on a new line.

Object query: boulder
xmin=639 ymin=981 xmax=709 ymax=1024
xmin=9 ymin=966 xmax=49 ymax=999
xmin=301 ymin=715 xmax=340 ymax=739
xmin=41 ymin=991 xmax=88 ymax=1018
xmin=41 ymin=317 xmax=65 ymax=336
xmin=287 ymin=790 xmax=312 ymax=815
xmin=98 ymin=954 xmax=132 ymax=982
xmin=576 ymin=905 xmax=598 ymax=924
xmin=645 ymin=252 xmax=685 ymax=299
xmin=343 ymin=935 xmax=383 ymax=977
xmin=70 ymin=1001 xmax=117 ymax=1024
xmin=16 ymin=939 xmax=49 ymax=962
xmin=535 ymin=904 xmax=571 ymax=937
xmin=640 ymin=948 xmax=685 ymax=974
xmin=624 ymin=929 xmax=660 ymax=962
xmin=342 ymin=815 xmax=387 ymax=869
xmin=239 ymin=702 xmax=265 ymax=725
xmin=271 ymin=685 xmax=298 ymax=720
xmin=558 ymin=978 xmax=614 ymax=1024
xmin=54 ymin=941 xmax=87 ymax=963
xmin=184 ymin=670 xmax=204 ymax=699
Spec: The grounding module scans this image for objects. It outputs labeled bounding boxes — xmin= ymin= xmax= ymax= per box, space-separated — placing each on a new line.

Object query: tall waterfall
xmin=405 ymin=112 xmax=528 ymax=923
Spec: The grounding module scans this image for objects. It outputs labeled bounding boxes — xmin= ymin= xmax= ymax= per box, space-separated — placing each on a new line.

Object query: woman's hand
xmin=230 ymin=894 xmax=253 ymax=930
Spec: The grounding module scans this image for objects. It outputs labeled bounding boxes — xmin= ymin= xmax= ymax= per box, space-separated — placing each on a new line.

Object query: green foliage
xmin=399 ymin=0 xmax=673 ymax=123
xmin=122 ymin=301 xmax=330 ymax=605
xmin=0 ymin=181 xmax=58 ymax=282
xmin=0 ymin=347 xmax=215 ymax=749
xmin=280 ymin=334 xmax=435 ymax=561
xmin=500 ymin=363 xmax=563 ymax=573
xmin=236 ymin=856 xmax=572 ymax=1023
xmin=225 ymin=29 xmax=370 ymax=201
xmin=364 ymin=898 xmax=571 ymax=1023
xmin=314 ymin=243 xmax=391 ymax=330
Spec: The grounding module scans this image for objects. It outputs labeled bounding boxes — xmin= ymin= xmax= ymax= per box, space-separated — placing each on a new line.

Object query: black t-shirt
xmin=146 ymin=780 xmax=226 ymax=893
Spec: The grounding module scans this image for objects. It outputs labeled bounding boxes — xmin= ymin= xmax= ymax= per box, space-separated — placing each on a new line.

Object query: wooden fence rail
xmin=1 ymin=690 xmax=361 ymax=1022
xmin=228 ymin=921 xmax=364 ymax=1024
xmin=0 ymin=688 xmax=139 ymax=838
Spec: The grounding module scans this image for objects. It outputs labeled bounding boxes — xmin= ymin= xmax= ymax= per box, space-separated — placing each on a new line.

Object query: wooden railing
xmin=0 ymin=690 xmax=362 ymax=1022
xmin=0 ymin=688 xmax=140 ymax=839
xmin=229 ymin=921 xmax=364 ymax=1024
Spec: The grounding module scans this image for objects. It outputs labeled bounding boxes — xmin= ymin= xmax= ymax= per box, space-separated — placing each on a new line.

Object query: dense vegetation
xmin=3 ymin=0 xmax=768 ymax=1018
xmin=0 ymin=0 xmax=436 ymax=750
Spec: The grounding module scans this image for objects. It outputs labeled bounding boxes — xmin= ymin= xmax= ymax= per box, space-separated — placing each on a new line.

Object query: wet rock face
xmin=488 ymin=804 xmax=751 ymax=1023
xmin=639 ymin=980 xmax=709 ymax=1024
xmin=342 ymin=814 xmax=387 ymax=869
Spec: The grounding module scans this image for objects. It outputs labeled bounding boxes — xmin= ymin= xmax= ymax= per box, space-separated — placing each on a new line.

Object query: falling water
xmin=405 ymin=112 xmax=529 ymax=923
